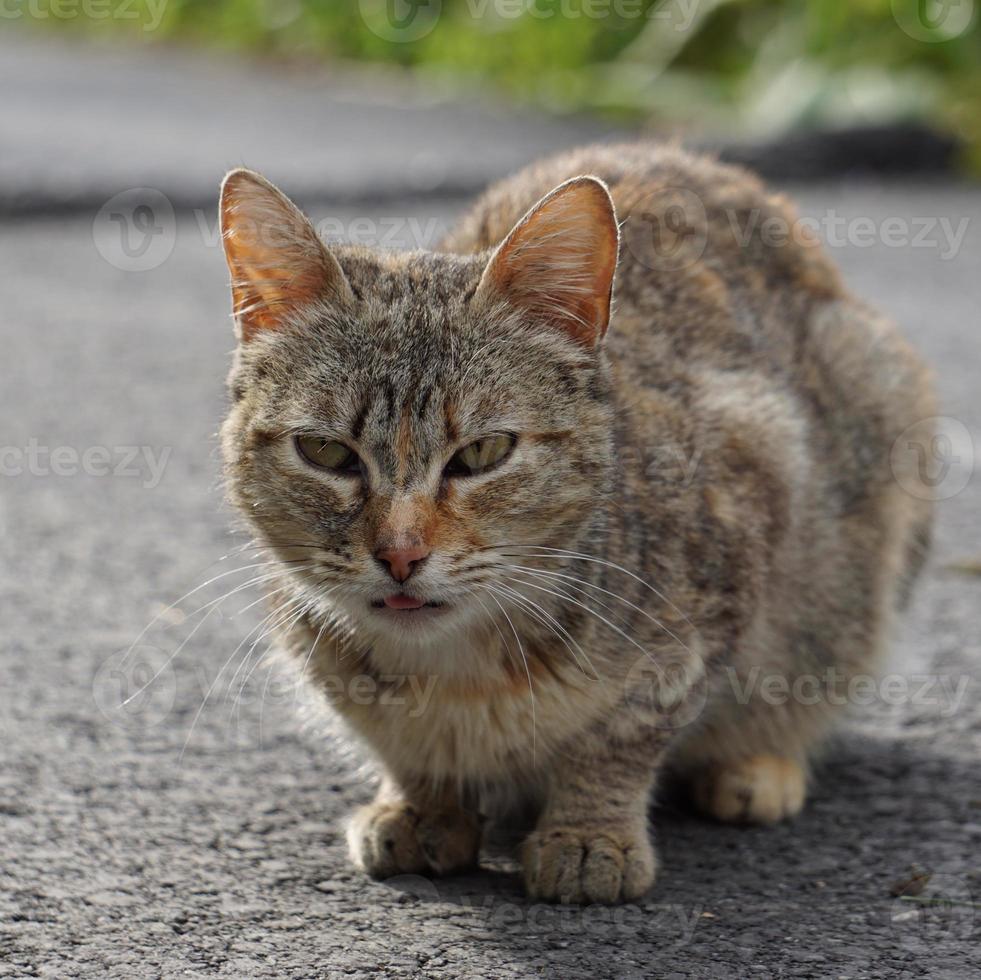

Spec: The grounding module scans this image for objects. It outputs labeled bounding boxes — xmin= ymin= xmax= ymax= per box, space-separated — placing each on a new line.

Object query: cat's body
xmin=219 ymin=143 xmax=934 ymax=903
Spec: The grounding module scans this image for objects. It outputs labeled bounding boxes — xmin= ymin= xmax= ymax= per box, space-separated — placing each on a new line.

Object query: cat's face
xmin=219 ymin=171 xmax=619 ymax=647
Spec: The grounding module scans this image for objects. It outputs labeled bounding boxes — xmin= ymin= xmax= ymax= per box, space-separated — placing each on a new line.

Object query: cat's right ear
xmin=219 ymin=169 xmax=354 ymax=343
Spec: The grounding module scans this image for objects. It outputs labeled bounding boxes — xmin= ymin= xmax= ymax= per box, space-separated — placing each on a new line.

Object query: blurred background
xmin=11 ymin=0 xmax=981 ymax=163
xmin=3 ymin=0 xmax=980 ymax=220
xmin=2 ymin=4 xmax=979 ymax=979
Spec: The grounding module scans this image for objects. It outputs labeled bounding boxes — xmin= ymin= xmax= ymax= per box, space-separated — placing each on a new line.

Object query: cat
xmin=217 ymin=143 xmax=935 ymax=904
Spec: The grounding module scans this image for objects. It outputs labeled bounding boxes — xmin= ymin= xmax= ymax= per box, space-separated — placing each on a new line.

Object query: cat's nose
xmin=374 ymin=542 xmax=431 ymax=583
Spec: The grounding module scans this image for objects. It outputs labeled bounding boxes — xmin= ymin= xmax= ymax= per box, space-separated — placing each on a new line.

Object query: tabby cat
xmin=218 ymin=144 xmax=934 ymax=904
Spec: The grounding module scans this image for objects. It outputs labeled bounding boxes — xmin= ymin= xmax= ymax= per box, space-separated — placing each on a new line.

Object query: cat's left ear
xmin=474 ymin=176 xmax=619 ymax=347
xmin=219 ymin=169 xmax=354 ymax=342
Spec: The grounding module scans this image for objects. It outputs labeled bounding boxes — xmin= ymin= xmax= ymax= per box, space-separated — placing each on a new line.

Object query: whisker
xmin=467 ymin=586 xmax=520 ymax=676
xmin=224 ymin=584 xmax=294 ymax=696
xmin=122 ymin=560 xmax=299 ymax=664
xmin=177 ymin=564 xmax=311 ymax=625
xmin=250 ymin=577 xmax=345 ymax=733
xmin=495 ymin=544 xmax=695 ymax=631
xmin=503 ymin=563 xmax=690 ymax=652
xmin=179 ymin=592 xmax=309 ymax=763
xmin=487 ymin=581 xmax=600 ymax=683
xmin=231 ymin=583 xmax=329 ymax=704
xmin=500 ymin=574 xmax=671 ymax=663
xmin=254 ymin=599 xmax=323 ymax=746
xmin=484 ymin=588 xmax=537 ymax=763
xmin=122 ymin=604 xmax=220 ymax=707
xmin=234 ymin=581 xmax=294 ymax=617
xmin=295 ymin=606 xmax=334 ymax=679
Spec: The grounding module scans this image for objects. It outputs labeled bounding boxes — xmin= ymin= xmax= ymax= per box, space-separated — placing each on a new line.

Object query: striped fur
xmin=219 ymin=143 xmax=935 ymax=903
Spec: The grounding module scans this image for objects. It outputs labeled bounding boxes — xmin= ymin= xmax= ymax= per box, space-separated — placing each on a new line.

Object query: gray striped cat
xmin=218 ymin=143 xmax=934 ymax=903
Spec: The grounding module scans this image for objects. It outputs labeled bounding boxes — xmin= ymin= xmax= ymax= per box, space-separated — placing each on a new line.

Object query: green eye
xmin=295 ymin=435 xmax=360 ymax=474
xmin=446 ymin=433 xmax=516 ymax=477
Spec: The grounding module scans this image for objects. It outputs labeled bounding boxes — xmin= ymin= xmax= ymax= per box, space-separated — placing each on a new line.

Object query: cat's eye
xmin=445 ymin=433 xmax=516 ymax=477
xmin=295 ymin=435 xmax=361 ymax=475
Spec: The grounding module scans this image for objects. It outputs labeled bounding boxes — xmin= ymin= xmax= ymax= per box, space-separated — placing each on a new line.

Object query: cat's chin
xmin=360 ymin=597 xmax=480 ymax=647
xmin=368 ymin=602 xmax=451 ymax=627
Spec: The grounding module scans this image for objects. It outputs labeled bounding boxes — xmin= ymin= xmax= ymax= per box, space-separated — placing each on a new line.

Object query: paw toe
xmin=348 ymin=802 xmax=481 ymax=879
xmin=523 ymin=829 xmax=655 ymax=904
xmin=348 ymin=802 xmax=427 ymax=878
xmin=693 ymin=755 xmax=806 ymax=824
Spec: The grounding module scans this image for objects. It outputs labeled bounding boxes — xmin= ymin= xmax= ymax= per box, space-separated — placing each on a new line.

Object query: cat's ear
xmin=474 ymin=176 xmax=619 ymax=346
xmin=219 ymin=169 xmax=354 ymax=342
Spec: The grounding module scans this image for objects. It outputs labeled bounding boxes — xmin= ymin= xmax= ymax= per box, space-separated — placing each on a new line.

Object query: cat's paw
xmin=692 ymin=755 xmax=806 ymax=824
xmin=521 ymin=826 xmax=656 ymax=904
xmin=347 ymin=801 xmax=482 ymax=880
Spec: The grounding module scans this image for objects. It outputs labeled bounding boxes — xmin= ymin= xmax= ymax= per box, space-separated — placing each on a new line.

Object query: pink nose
xmin=375 ymin=543 xmax=431 ymax=583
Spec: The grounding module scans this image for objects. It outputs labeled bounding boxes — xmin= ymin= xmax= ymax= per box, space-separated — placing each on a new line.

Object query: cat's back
xmin=441 ymin=140 xmax=841 ymax=321
xmin=443 ymin=142 xmax=933 ymax=443
xmin=444 ymin=143 xmax=844 ymax=380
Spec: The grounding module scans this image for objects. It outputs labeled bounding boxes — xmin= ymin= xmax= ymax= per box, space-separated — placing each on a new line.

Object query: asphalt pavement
xmin=1 ymin=31 xmax=979 ymax=980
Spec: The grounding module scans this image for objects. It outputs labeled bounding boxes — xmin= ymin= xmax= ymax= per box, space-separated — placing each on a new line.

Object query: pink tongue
xmin=384 ymin=595 xmax=427 ymax=610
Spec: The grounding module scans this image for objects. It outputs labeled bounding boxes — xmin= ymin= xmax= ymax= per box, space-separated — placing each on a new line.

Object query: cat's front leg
xmin=347 ymin=776 xmax=483 ymax=880
xmin=522 ymin=738 xmax=663 ymax=904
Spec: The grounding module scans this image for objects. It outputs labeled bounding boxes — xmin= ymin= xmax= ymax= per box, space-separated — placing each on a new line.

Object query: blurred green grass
xmin=38 ymin=0 xmax=981 ymax=169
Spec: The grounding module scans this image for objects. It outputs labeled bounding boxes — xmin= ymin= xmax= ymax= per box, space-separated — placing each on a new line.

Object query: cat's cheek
xmin=253 ymin=439 xmax=362 ymax=513
xmin=235 ymin=450 xmax=366 ymax=548
xmin=441 ymin=489 xmax=575 ymax=557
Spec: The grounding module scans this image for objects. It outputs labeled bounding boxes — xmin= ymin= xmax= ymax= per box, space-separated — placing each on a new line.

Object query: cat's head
xmin=219 ymin=169 xmax=619 ymax=647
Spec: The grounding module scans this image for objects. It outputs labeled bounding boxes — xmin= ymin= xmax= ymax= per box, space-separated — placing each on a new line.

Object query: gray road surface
xmin=0 ymin=33 xmax=624 ymax=214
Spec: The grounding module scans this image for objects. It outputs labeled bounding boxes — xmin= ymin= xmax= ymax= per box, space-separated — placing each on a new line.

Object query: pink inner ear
xmin=219 ymin=170 xmax=351 ymax=342
xmin=479 ymin=176 xmax=619 ymax=346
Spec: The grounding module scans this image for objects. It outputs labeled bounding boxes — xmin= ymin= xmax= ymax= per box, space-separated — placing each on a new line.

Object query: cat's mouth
xmin=371 ymin=595 xmax=446 ymax=613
